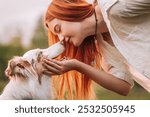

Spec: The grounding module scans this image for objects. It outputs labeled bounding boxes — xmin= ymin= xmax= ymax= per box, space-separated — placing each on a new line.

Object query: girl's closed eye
xmin=54 ymin=24 xmax=61 ymax=33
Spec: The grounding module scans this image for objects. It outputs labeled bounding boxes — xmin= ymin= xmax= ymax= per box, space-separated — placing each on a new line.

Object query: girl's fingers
xmin=43 ymin=59 xmax=62 ymax=70
xmin=51 ymin=59 xmax=62 ymax=66
xmin=42 ymin=62 xmax=61 ymax=74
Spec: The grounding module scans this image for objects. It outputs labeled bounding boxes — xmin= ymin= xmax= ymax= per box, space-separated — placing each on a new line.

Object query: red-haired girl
xmin=42 ymin=0 xmax=136 ymax=99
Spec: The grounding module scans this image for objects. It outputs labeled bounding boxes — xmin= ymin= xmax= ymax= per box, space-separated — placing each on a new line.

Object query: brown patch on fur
xmin=35 ymin=52 xmax=45 ymax=85
xmin=5 ymin=56 xmax=44 ymax=85
xmin=5 ymin=56 xmax=41 ymax=84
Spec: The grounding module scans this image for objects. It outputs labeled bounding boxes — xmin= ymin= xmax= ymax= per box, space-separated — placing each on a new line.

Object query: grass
xmin=0 ymin=80 xmax=8 ymax=93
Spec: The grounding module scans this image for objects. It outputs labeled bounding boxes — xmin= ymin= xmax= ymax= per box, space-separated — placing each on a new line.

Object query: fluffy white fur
xmin=0 ymin=42 xmax=65 ymax=100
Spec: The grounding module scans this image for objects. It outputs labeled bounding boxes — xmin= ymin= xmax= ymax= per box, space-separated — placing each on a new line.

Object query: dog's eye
xmin=16 ymin=63 xmax=25 ymax=69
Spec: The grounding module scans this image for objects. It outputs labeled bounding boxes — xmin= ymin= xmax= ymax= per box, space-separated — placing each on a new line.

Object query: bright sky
xmin=0 ymin=0 xmax=93 ymax=47
xmin=0 ymin=0 xmax=50 ymax=46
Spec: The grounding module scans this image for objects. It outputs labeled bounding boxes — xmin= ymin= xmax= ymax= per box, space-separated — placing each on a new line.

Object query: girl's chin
xmin=72 ymin=41 xmax=83 ymax=47
xmin=73 ymin=43 xmax=80 ymax=47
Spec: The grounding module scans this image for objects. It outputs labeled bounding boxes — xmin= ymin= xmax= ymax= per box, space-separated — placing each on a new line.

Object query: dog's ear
xmin=35 ymin=52 xmax=43 ymax=85
xmin=34 ymin=61 xmax=43 ymax=85
xmin=22 ymin=60 xmax=42 ymax=85
xmin=5 ymin=66 xmax=11 ymax=78
xmin=5 ymin=59 xmax=15 ymax=78
xmin=5 ymin=56 xmax=21 ymax=78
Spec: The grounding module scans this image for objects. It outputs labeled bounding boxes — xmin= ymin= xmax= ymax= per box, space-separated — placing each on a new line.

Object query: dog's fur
xmin=0 ymin=42 xmax=65 ymax=100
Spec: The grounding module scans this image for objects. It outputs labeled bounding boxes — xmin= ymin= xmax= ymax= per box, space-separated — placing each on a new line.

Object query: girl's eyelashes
xmin=54 ymin=24 xmax=61 ymax=33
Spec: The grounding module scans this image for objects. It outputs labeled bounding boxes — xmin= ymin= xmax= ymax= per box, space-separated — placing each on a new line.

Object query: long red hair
xmin=44 ymin=0 xmax=101 ymax=99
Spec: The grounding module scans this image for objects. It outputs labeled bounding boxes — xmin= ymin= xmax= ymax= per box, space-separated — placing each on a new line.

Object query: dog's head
xmin=5 ymin=42 xmax=65 ymax=83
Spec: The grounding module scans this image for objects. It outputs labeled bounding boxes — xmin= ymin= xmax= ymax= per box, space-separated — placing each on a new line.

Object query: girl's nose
xmin=58 ymin=34 xmax=64 ymax=41
xmin=58 ymin=34 xmax=70 ymax=43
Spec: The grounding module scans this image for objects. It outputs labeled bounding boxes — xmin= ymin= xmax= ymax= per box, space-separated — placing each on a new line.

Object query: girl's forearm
xmin=74 ymin=60 xmax=131 ymax=96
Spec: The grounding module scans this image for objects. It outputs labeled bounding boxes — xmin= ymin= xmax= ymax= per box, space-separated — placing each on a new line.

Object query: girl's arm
xmin=42 ymin=58 xmax=131 ymax=96
xmin=75 ymin=59 xmax=131 ymax=96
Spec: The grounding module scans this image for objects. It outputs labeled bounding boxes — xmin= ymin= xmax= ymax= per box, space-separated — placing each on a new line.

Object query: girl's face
xmin=48 ymin=18 xmax=86 ymax=47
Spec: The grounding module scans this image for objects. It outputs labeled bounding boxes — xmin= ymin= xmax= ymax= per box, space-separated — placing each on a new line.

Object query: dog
xmin=0 ymin=42 xmax=65 ymax=100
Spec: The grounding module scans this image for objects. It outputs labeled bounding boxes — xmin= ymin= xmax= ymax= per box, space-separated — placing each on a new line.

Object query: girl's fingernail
xmin=49 ymin=59 xmax=53 ymax=61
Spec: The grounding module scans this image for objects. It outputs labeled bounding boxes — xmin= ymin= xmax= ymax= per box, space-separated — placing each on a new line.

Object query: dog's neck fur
xmin=0 ymin=73 xmax=54 ymax=100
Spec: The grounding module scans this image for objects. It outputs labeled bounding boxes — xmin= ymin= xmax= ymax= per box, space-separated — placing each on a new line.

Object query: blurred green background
xmin=95 ymin=83 xmax=150 ymax=100
xmin=0 ymin=18 xmax=149 ymax=100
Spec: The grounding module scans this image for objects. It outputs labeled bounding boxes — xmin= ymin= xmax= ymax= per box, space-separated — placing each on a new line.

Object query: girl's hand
xmin=42 ymin=58 xmax=77 ymax=76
